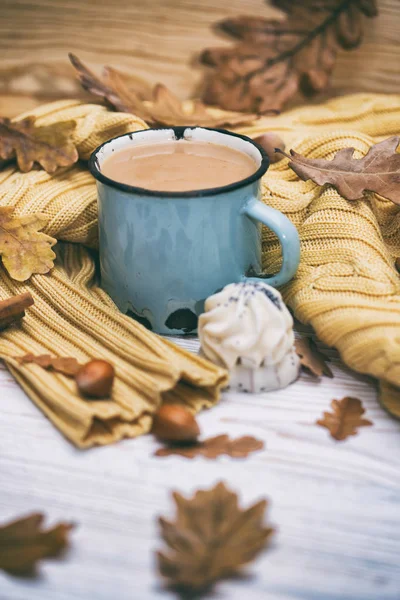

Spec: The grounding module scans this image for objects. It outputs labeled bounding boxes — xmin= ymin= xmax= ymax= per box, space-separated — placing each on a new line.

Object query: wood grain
xmin=0 ymin=0 xmax=399 ymax=117
xmin=1 ymin=328 xmax=400 ymax=599
xmin=0 ymin=2 xmax=400 ymax=597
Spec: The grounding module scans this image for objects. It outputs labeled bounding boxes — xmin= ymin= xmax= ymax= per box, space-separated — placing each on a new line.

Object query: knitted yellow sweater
xmin=0 ymin=94 xmax=399 ymax=448
xmin=0 ymin=101 xmax=228 ymax=448
xmin=239 ymin=93 xmax=400 ymax=418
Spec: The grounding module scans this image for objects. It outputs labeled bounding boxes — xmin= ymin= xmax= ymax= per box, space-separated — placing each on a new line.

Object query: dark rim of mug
xmin=88 ymin=126 xmax=270 ymax=198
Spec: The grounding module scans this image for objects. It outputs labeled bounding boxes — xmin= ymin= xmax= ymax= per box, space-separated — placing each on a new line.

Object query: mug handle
xmin=242 ymin=197 xmax=301 ymax=287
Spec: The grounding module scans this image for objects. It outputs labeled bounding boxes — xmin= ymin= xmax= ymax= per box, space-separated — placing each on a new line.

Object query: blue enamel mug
xmin=89 ymin=127 xmax=300 ymax=334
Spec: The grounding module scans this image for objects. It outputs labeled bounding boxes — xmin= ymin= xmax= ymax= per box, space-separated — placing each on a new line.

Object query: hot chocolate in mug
xmin=89 ymin=127 xmax=301 ymax=334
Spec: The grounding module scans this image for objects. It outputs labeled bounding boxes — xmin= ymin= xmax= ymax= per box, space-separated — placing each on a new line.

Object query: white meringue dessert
xmin=198 ymin=281 xmax=300 ymax=393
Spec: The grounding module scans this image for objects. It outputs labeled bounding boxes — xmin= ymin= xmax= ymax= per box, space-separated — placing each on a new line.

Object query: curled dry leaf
xmin=317 ymin=396 xmax=373 ymax=441
xmin=18 ymin=354 xmax=81 ymax=377
xmin=0 ymin=207 xmax=56 ymax=281
xmin=295 ymin=337 xmax=333 ymax=378
xmin=201 ymin=0 xmax=378 ymax=112
xmin=253 ymin=132 xmax=285 ymax=164
xmin=52 ymin=357 xmax=81 ymax=377
xmin=0 ymin=116 xmax=78 ymax=173
xmin=0 ymin=292 xmax=34 ymax=331
xmin=278 ymin=137 xmax=400 ymax=205
xmin=0 ymin=512 xmax=74 ymax=575
xmin=155 ymin=434 xmax=264 ymax=459
xmin=157 ymin=481 xmax=275 ymax=591
xmin=69 ymin=53 xmax=257 ymax=127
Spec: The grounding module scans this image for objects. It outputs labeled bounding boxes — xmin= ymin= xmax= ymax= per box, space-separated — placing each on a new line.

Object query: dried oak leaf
xmin=201 ymin=0 xmax=378 ymax=112
xmin=0 ymin=292 xmax=34 ymax=331
xmin=0 ymin=512 xmax=74 ymax=575
xmin=18 ymin=353 xmax=81 ymax=376
xmin=317 ymin=396 xmax=373 ymax=441
xmin=155 ymin=434 xmax=264 ymax=459
xmin=69 ymin=53 xmax=257 ymax=127
xmin=279 ymin=137 xmax=400 ymax=204
xmin=295 ymin=336 xmax=333 ymax=378
xmin=157 ymin=481 xmax=274 ymax=591
xmin=0 ymin=116 xmax=78 ymax=173
xmin=0 ymin=207 xmax=56 ymax=281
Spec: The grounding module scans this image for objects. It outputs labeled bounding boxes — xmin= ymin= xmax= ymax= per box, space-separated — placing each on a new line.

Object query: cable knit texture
xmin=0 ymin=94 xmax=399 ymax=446
xmin=238 ymin=93 xmax=400 ymax=418
xmin=0 ymin=100 xmax=228 ymax=448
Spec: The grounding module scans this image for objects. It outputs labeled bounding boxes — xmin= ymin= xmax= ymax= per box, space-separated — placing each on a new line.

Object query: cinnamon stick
xmin=0 ymin=292 xmax=34 ymax=330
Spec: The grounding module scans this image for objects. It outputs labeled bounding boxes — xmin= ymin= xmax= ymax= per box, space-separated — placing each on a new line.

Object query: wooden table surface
xmin=1 ymin=2 xmax=400 ymax=598
xmin=0 ymin=0 xmax=399 ymax=117
xmin=1 ymin=331 xmax=400 ymax=600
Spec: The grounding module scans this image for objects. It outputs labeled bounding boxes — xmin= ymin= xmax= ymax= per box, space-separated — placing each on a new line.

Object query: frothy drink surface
xmin=101 ymin=140 xmax=257 ymax=192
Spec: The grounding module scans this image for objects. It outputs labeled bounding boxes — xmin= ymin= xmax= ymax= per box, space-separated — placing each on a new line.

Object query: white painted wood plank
xmin=1 ymin=330 xmax=400 ymax=600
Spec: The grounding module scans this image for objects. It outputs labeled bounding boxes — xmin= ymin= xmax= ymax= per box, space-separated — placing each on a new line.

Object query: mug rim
xmin=89 ymin=126 xmax=270 ymax=198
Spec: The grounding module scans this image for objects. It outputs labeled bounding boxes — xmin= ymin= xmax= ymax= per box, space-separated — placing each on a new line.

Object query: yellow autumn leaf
xmin=0 ymin=207 xmax=57 ymax=281
xmin=0 ymin=117 xmax=78 ymax=174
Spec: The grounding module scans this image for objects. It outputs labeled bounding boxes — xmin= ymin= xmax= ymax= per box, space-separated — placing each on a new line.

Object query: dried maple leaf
xmin=0 ymin=512 xmax=73 ymax=575
xmin=155 ymin=434 xmax=264 ymax=459
xmin=0 ymin=116 xmax=78 ymax=173
xmin=201 ymin=0 xmax=378 ymax=112
xmin=317 ymin=396 xmax=373 ymax=440
xmin=69 ymin=53 xmax=257 ymax=127
xmin=157 ymin=481 xmax=274 ymax=591
xmin=278 ymin=137 xmax=400 ymax=204
xmin=295 ymin=336 xmax=333 ymax=378
xmin=17 ymin=353 xmax=81 ymax=376
xmin=0 ymin=292 xmax=34 ymax=331
xmin=0 ymin=207 xmax=56 ymax=281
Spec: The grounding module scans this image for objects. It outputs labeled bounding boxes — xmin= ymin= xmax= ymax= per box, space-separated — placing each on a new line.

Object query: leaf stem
xmin=243 ymin=0 xmax=359 ymax=83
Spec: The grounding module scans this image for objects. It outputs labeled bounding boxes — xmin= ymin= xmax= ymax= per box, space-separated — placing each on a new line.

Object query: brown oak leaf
xmin=0 ymin=116 xmax=78 ymax=173
xmin=0 ymin=207 xmax=56 ymax=281
xmin=0 ymin=292 xmax=34 ymax=331
xmin=295 ymin=337 xmax=333 ymax=378
xmin=0 ymin=512 xmax=74 ymax=575
xmin=17 ymin=353 xmax=81 ymax=377
xmin=317 ymin=396 xmax=373 ymax=440
xmin=201 ymin=0 xmax=377 ymax=112
xmin=278 ymin=137 xmax=400 ymax=204
xmin=157 ymin=481 xmax=274 ymax=591
xmin=69 ymin=53 xmax=257 ymax=127
xmin=155 ymin=434 xmax=264 ymax=459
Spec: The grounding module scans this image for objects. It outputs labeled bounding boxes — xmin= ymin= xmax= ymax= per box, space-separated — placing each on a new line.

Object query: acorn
xmin=76 ymin=360 xmax=115 ymax=399
xmin=253 ymin=132 xmax=285 ymax=164
xmin=152 ymin=405 xmax=200 ymax=442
